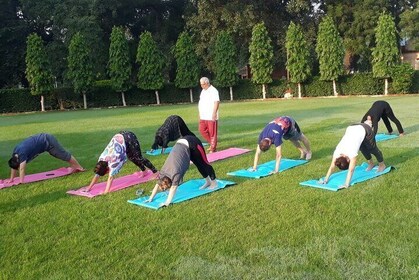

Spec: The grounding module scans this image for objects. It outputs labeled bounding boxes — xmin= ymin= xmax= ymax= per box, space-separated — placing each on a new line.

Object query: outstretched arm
xmin=273 ymin=145 xmax=282 ymax=173
xmin=323 ymin=158 xmax=336 ymax=183
xmin=86 ymin=175 xmax=100 ymax=192
xmin=103 ymin=175 xmax=114 ymax=194
xmin=162 ymin=185 xmax=178 ymax=207
xmin=342 ymin=157 xmax=357 ymax=188
xmin=147 ymin=183 xmax=161 ymax=202
xmin=18 ymin=161 xmax=27 ymax=183
xmin=6 ymin=168 xmax=18 ymax=184
xmin=252 ymin=145 xmax=262 ymax=170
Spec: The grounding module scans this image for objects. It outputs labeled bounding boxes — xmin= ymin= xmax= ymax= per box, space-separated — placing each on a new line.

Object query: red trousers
xmin=199 ymin=120 xmax=218 ymax=152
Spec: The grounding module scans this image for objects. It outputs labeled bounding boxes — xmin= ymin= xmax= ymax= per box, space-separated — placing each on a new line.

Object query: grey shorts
xmin=283 ymin=118 xmax=302 ymax=141
xmin=46 ymin=134 xmax=72 ymax=161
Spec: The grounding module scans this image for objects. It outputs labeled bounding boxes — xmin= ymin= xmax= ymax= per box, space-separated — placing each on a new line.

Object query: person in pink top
xmin=198 ymin=77 xmax=220 ymax=153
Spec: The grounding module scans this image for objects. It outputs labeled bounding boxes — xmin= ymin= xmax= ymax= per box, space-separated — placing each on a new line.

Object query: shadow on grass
xmin=0 ymin=189 xmax=66 ymax=215
xmin=384 ymin=148 xmax=417 ymax=166
xmin=404 ymin=123 xmax=419 ymax=134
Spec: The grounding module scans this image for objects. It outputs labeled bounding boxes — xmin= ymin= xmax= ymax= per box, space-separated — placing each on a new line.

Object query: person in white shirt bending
xmin=321 ymin=122 xmax=386 ymax=189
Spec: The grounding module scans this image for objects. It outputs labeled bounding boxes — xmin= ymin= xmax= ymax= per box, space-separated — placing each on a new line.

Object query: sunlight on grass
xmin=0 ymin=96 xmax=418 ymax=278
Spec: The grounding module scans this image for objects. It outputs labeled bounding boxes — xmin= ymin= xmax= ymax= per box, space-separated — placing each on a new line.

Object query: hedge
xmin=1 ymin=71 xmax=417 ymax=113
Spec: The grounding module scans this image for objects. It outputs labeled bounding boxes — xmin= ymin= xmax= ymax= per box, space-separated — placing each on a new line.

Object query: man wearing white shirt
xmin=198 ymin=77 xmax=220 ymax=153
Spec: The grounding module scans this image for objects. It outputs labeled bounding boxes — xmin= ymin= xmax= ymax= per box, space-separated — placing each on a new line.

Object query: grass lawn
xmin=0 ymin=95 xmax=418 ymax=279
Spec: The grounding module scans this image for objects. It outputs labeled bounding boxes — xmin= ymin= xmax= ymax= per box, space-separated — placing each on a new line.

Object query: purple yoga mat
xmin=0 ymin=167 xmax=81 ymax=190
xmin=206 ymin=148 xmax=250 ymax=163
xmin=67 ymin=170 xmax=157 ymax=198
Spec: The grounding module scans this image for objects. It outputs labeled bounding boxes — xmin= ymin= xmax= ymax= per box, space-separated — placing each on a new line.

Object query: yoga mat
xmin=375 ymin=133 xmax=398 ymax=142
xmin=146 ymin=143 xmax=209 ymax=156
xmin=128 ymin=179 xmax=236 ymax=210
xmin=206 ymin=147 xmax=250 ymax=163
xmin=0 ymin=167 xmax=82 ymax=190
xmin=299 ymin=162 xmax=394 ymax=191
xmin=67 ymin=170 xmax=156 ymax=198
xmin=227 ymin=158 xmax=308 ymax=179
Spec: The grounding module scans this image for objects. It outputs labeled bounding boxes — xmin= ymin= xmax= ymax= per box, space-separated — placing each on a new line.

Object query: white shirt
xmin=333 ymin=125 xmax=366 ymax=159
xmin=198 ymin=85 xmax=220 ymax=120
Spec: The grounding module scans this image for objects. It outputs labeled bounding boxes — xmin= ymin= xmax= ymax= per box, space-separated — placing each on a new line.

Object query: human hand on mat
xmin=318 ymin=178 xmax=327 ymax=184
xmin=248 ymin=167 xmax=257 ymax=172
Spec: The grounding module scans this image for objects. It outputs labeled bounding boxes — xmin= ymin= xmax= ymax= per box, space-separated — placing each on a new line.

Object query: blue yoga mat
xmin=146 ymin=143 xmax=208 ymax=156
xmin=128 ymin=179 xmax=236 ymax=210
xmin=146 ymin=147 xmax=173 ymax=155
xmin=299 ymin=162 xmax=394 ymax=191
xmin=227 ymin=158 xmax=308 ymax=179
xmin=375 ymin=133 xmax=398 ymax=142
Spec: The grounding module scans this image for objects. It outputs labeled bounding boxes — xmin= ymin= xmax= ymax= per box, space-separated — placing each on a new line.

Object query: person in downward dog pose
xmin=150 ymin=115 xmax=195 ymax=154
xmin=146 ymin=135 xmax=217 ymax=207
xmin=85 ymin=131 xmax=157 ymax=194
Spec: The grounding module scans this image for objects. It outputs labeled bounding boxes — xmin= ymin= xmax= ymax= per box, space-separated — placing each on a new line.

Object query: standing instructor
xmin=198 ymin=77 xmax=220 ymax=153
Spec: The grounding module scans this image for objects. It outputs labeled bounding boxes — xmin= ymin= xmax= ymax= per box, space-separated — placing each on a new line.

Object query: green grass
xmin=0 ymin=96 xmax=418 ymax=279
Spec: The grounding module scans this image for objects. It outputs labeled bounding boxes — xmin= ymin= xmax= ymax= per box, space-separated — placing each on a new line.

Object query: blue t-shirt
xmin=258 ymin=123 xmax=284 ymax=147
xmin=13 ymin=133 xmax=50 ymax=163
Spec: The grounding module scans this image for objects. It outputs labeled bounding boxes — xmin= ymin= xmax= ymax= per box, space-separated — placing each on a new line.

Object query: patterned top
xmin=99 ymin=134 xmax=127 ymax=176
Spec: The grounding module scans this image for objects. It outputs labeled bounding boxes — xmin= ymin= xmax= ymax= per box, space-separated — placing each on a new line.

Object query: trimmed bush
xmin=1 ymin=72 xmax=417 ymax=114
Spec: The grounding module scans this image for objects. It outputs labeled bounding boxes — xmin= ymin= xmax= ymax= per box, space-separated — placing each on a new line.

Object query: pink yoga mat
xmin=67 ymin=170 xmax=156 ymax=198
xmin=0 ymin=167 xmax=81 ymax=190
xmin=206 ymin=147 xmax=250 ymax=163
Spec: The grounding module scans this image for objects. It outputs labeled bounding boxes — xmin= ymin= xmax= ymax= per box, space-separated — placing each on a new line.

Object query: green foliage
xmin=213 ymin=31 xmax=238 ymax=88
xmin=0 ymin=88 xmax=40 ymax=113
xmin=249 ymin=22 xmax=274 ymax=85
xmin=391 ymin=63 xmax=415 ymax=93
xmin=108 ymin=26 xmax=132 ymax=93
xmin=372 ymin=13 xmax=399 ymax=79
xmin=67 ymin=32 xmax=94 ymax=94
xmin=339 ymin=73 xmax=382 ymax=95
xmin=315 ymin=16 xmax=345 ymax=81
xmin=173 ymin=31 xmax=200 ymax=89
xmin=285 ymin=22 xmax=311 ymax=84
xmin=136 ymin=31 xmax=165 ymax=90
xmin=25 ymin=33 xmax=54 ymax=96
xmin=399 ymin=6 xmax=419 ymax=50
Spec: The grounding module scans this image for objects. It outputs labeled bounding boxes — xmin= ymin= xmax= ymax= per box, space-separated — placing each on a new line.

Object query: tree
xmin=173 ymin=31 xmax=200 ymax=103
xmin=316 ymin=16 xmax=344 ymax=97
xmin=285 ymin=22 xmax=311 ymax=99
xmin=249 ymin=22 xmax=274 ymax=99
xmin=213 ymin=31 xmax=238 ymax=101
xmin=0 ymin=0 xmax=28 ymax=88
xmin=399 ymin=6 xmax=419 ymax=50
xmin=67 ymin=32 xmax=94 ymax=109
xmin=136 ymin=31 xmax=165 ymax=105
xmin=372 ymin=12 xmax=399 ymax=95
xmin=25 ymin=33 xmax=53 ymax=112
xmin=109 ymin=26 xmax=132 ymax=107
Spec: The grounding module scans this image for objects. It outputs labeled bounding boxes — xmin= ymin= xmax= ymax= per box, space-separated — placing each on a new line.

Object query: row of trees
xmin=1 ymin=1 xmax=418 ymax=90
xmin=26 ymin=10 xmax=413 ymax=111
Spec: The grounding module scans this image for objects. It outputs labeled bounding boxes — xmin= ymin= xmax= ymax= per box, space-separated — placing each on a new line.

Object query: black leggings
xmin=120 ymin=131 xmax=157 ymax=173
xmin=357 ymin=124 xmax=384 ymax=163
xmin=184 ymin=135 xmax=216 ymax=180
xmin=361 ymin=101 xmax=404 ymax=134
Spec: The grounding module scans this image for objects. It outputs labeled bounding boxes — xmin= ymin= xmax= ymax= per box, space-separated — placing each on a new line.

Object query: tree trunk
xmin=83 ymin=93 xmax=87 ymax=109
xmin=333 ymin=80 xmax=338 ymax=97
xmin=189 ymin=88 xmax=194 ymax=103
xmin=155 ymin=90 xmax=160 ymax=105
xmin=298 ymin=83 xmax=302 ymax=99
xmin=121 ymin=92 xmax=127 ymax=107
xmin=40 ymin=95 xmax=45 ymax=112
xmin=262 ymin=84 xmax=266 ymax=99
xmin=229 ymin=86 xmax=233 ymax=101
xmin=384 ymin=78 xmax=388 ymax=95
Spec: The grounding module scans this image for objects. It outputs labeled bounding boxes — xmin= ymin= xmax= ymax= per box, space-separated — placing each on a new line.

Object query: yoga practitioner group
xmin=4 ymin=76 xmax=405 ymax=205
